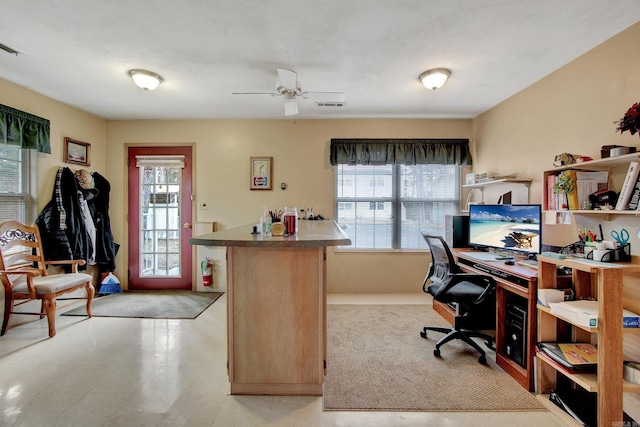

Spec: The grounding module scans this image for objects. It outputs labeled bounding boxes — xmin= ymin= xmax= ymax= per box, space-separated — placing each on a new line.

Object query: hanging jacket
xmin=87 ymin=172 xmax=117 ymax=272
xmin=36 ymin=167 xmax=90 ymax=268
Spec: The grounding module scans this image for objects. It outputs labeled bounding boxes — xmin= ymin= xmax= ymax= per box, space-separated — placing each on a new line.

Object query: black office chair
xmin=420 ymin=234 xmax=496 ymax=364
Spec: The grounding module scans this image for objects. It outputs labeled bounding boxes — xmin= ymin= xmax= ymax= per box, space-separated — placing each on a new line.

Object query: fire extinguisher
xmin=201 ymin=257 xmax=213 ymax=287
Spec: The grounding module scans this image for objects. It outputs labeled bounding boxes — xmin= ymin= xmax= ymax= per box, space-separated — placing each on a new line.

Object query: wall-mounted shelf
xmin=546 ymin=152 xmax=640 ymax=173
xmin=463 ymin=178 xmax=531 ymax=189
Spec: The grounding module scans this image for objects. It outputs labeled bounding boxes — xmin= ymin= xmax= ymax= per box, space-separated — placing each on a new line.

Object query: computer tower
xmin=445 ymin=215 xmax=470 ymax=248
xmin=505 ymin=303 xmax=527 ymax=368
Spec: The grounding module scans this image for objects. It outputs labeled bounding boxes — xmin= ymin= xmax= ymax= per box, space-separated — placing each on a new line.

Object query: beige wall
xmin=105 ymin=119 xmax=470 ymax=293
xmin=2 ymin=19 xmax=640 ymax=298
xmin=0 ymin=79 xmax=107 ymax=207
xmin=473 ymin=21 xmax=640 ymax=251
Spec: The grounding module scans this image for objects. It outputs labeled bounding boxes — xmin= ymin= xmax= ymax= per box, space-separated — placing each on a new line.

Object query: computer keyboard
xmin=517 ymin=259 xmax=539 ymax=269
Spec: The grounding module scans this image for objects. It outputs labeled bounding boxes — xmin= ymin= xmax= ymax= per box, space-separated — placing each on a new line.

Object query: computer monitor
xmin=468 ymin=204 xmax=542 ymax=254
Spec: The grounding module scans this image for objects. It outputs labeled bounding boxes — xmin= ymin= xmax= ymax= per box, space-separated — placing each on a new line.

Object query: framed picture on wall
xmin=250 ymin=156 xmax=273 ymax=190
xmin=63 ymin=137 xmax=91 ymax=166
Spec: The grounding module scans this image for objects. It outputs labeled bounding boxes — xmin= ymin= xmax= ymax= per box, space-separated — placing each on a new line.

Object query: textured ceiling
xmin=1 ymin=1 xmax=640 ymax=120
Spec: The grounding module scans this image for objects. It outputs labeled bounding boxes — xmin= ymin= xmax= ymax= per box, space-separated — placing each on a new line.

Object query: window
xmin=0 ymin=145 xmax=37 ymax=224
xmin=336 ymin=163 xmax=460 ymax=250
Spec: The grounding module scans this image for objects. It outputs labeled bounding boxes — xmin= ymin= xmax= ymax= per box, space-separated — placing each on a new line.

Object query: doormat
xmin=62 ymin=290 xmax=223 ymax=319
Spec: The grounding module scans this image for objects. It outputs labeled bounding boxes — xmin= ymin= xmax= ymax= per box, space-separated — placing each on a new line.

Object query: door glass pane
xmin=139 ymin=165 xmax=182 ymax=277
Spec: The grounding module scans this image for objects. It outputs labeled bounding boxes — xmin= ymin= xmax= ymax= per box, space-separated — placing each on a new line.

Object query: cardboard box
xmin=538 ymin=289 xmax=564 ymax=307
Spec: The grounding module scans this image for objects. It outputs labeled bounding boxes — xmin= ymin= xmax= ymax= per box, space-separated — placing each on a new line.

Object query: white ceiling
xmin=1 ymin=1 xmax=640 ymax=121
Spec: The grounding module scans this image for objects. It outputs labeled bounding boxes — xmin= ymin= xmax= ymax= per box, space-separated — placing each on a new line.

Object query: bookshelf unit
xmin=543 ymin=152 xmax=640 ymax=215
xmin=535 ymin=255 xmax=640 ymax=426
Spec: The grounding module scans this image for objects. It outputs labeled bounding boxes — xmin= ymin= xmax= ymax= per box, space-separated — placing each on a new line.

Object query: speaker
xmin=505 ymin=303 xmax=527 ymax=368
xmin=445 ymin=215 xmax=470 ymax=248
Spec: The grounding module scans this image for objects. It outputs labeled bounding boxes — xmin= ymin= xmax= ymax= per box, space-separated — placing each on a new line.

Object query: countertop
xmin=189 ymin=219 xmax=351 ymax=248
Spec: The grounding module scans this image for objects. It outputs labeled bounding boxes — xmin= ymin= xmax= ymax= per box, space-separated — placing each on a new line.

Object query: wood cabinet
xmin=535 ymin=255 xmax=640 ymax=426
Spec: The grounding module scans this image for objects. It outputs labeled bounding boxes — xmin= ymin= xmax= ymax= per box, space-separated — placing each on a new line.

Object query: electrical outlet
xmin=198 ymin=202 xmax=208 ymax=210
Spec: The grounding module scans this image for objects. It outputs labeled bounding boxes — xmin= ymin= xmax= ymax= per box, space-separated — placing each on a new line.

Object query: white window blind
xmin=0 ymin=145 xmax=37 ymax=224
xmin=136 ymin=155 xmax=185 ymax=168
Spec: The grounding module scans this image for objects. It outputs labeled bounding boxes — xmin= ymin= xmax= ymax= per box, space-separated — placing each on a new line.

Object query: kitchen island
xmin=189 ymin=220 xmax=350 ymax=395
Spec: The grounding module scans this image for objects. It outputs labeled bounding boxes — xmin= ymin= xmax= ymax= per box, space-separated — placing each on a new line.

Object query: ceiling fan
xmin=233 ymin=68 xmax=346 ymax=116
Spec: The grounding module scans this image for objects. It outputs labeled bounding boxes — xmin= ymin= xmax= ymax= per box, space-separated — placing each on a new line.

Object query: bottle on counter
xmin=261 ymin=206 xmax=272 ymax=236
xmin=282 ymin=206 xmax=298 ymax=235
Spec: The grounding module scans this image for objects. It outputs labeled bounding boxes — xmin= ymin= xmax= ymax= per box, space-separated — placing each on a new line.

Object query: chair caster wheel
xmin=478 ymin=355 xmax=487 ymax=364
xmin=485 ymin=340 xmax=494 ymax=350
xmin=420 ymin=330 xmax=427 ymax=339
xmin=433 ymin=348 xmax=441 ymax=357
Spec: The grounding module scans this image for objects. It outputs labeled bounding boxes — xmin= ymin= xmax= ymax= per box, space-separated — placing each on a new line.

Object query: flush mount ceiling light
xmin=418 ymin=68 xmax=451 ymax=91
xmin=128 ymin=69 xmax=163 ymax=91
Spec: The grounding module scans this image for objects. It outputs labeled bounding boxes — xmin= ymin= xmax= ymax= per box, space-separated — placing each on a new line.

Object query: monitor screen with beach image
xmin=468 ymin=204 xmax=542 ymax=254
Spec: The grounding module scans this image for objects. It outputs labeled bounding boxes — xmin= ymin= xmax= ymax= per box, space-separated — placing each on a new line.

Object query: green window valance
xmin=330 ymin=138 xmax=471 ymax=166
xmin=0 ymin=104 xmax=51 ymax=154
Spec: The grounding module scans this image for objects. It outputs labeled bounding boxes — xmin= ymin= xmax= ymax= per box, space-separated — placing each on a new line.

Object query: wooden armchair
xmin=0 ymin=220 xmax=94 ymax=337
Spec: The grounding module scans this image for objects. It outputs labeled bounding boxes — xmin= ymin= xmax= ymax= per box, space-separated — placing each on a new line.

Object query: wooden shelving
xmin=536 ymin=255 xmax=640 ymax=426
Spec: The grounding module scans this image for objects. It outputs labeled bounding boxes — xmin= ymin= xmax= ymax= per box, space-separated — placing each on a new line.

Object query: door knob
xmin=183 ymin=223 xmax=192 ymax=229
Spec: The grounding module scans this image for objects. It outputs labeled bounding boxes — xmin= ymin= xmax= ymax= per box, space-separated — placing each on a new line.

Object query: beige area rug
xmin=62 ymin=290 xmax=223 ymax=319
xmin=323 ymin=304 xmax=544 ymax=411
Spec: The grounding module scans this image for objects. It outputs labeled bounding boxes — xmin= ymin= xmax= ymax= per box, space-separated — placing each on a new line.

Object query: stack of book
xmin=615 ymin=161 xmax=640 ymax=210
xmin=546 ymin=170 xmax=608 ymax=210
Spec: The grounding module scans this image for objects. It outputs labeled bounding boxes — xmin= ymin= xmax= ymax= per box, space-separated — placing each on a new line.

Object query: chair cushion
xmin=427 ymin=280 xmax=485 ymax=304
xmin=12 ymin=273 xmax=92 ymax=295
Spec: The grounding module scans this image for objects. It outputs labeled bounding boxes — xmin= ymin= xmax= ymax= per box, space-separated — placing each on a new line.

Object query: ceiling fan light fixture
xmin=129 ymin=69 xmax=163 ymax=91
xmin=419 ymin=68 xmax=451 ymax=91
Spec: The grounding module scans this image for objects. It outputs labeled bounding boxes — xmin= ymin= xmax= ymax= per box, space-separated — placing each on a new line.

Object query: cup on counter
xmin=592 ymin=249 xmax=608 ymax=262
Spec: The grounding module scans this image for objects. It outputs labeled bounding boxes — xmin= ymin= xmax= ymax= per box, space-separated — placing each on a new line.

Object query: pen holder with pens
xmin=585 ymin=243 xmax=631 ymax=262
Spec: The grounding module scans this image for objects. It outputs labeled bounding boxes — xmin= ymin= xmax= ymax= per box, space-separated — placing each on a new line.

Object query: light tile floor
xmin=0 ymin=293 xmax=565 ymax=427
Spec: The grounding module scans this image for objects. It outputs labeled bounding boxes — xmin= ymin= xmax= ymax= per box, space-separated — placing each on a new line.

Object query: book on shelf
xmin=548 ymin=300 xmax=640 ymax=328
xmin=537 ymin=342 xmax=597 ymax=371
xmin=626 ymin=168 xmax=640 ymax=210
xmin=615 ymin=161 xmax=640 ymax=210
xmin=546 ymin=174 xmax=557 ymax=210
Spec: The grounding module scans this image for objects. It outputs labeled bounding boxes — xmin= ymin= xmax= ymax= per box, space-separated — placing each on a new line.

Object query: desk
xmin=189 ymin=220 xmax=350 ymax=395
xmin=440 ymin=249 xmax=539 ymax=391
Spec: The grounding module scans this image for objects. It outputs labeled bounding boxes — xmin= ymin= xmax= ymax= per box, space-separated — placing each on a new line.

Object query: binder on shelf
xmin=565 ymin=170 xmax=579 ymax=210
xmin=537 ymin=342 xmax=597 ymax=371
xmin=615 ymin=161 xmax=640 ymax=210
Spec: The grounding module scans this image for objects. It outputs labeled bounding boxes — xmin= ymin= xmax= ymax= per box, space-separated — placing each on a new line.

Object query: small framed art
xmin=64 ymin=137 xmax=91 ymax=166
xmin=250 ymin=156 xmax=273 ymax=190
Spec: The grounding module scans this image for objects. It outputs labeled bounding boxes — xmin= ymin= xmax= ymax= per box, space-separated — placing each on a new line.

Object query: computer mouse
xmin=504 ymin=260 xmax=515 ymax=265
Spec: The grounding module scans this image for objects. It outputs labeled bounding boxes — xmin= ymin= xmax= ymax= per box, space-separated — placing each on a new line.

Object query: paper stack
xmin=548 ymin=300 xmax=640 ymax=328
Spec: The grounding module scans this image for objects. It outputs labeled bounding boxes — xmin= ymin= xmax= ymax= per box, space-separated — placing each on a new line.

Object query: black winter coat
xmin=36 ymin=167 xmax=90 ymax=268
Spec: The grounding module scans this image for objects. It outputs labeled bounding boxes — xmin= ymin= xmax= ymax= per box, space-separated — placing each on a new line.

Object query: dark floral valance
xmin=0 ymin=103 xmax=51 ymax=153
xmin=330 ymin=138 xmax=472 ymax=166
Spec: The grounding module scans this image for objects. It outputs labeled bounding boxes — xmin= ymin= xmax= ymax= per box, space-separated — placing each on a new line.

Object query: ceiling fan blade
xmin=232 ymin=92 xmax=281 ymax=97
xmin=300 ymin=91 xmax=346 ymax=102
xmin=284 ymin=97 xmax=298 ymax=116
xmin=277 ymin=68 xmax=299 ymax=90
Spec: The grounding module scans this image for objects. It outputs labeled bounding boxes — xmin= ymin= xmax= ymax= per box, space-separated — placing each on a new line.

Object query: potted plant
xmin=614 ymin=102 xmax=640 ymax=136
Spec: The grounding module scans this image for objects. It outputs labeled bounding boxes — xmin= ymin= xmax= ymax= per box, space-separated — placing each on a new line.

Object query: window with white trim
xmin=0 ymin=145 xmax=37 ymax=224
xmin=336 ymin=163 xmax=460 ymax=249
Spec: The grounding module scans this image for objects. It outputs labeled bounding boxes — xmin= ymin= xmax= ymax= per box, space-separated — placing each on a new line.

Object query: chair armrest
xmin=433 ymin=273 xmax=496 ymax=300
xmin=0 ymin=270 xmax=38 ymax=298
xmin=45 ymin=259 xmax=86 ymax=273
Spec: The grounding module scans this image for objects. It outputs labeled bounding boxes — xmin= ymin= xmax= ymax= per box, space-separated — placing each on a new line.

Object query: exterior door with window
xmin=128 ymin=146 xmax=193 ymax=290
